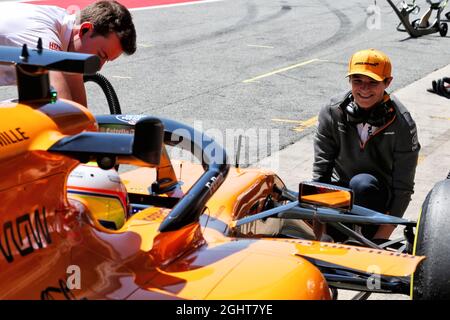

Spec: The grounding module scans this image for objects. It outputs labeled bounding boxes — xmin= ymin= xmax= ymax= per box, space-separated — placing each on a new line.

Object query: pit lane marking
xmin=418 ymin=155 xmax=426 ymax=164
xmin=247 ymin=44 xmax=274 ymax=49
xmin=243 ymin=59 xmax=325 ymax=83
xmin=112 ymin=76 xmax=132 ymax=79
xmin=138 ymin=43 xmax=153 ymax=48
xmin=430 ymin=115 xmax=450 ymax=121
xmin=272 ymin=116 xmax=318 ymax=132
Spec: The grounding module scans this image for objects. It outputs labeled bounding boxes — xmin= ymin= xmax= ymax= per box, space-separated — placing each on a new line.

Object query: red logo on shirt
xmin=49 ymin=42 xmax=61 ymax=51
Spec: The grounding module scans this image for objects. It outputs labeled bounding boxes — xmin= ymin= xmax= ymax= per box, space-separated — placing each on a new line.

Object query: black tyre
xmin=439 ymin=23 xmax=448 ymax=37
xmin=412 ymin=179 xmax=450 ymax=299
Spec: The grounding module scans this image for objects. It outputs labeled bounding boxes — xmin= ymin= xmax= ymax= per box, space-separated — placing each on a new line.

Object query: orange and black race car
xmin=0 ymin=43 xmax=448 ymax=300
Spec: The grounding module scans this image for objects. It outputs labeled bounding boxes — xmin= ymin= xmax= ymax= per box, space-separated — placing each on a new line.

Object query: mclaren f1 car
xmin=0 ymin=43 xmax=448 ymax=300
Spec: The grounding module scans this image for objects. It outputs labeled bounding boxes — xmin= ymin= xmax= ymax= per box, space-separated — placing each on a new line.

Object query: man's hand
xmin=373 ymin=224 xmax=396 ymax=240
xmin=49 ymin=71 xmax=87 ymax=107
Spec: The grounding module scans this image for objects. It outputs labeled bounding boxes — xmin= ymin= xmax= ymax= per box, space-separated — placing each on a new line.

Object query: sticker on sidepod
xmin=115 ymin=115 xmax=146 ymax=125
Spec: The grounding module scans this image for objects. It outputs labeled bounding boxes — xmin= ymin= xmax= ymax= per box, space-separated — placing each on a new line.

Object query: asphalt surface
xmin=2 ymin=0 xmax=450 ymax=164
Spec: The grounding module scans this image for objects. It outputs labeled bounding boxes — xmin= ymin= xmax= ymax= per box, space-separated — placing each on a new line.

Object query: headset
xmin=340 ymin=92 xmax=396 ymax=127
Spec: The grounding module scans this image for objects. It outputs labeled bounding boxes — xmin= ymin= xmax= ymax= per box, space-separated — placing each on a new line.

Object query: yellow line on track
xmin=243 ymin=59 xmax=323 ymax=83
xmin=272 ymin=116 xmax=318 ymax=132
xmin=430 ymin=115 xmax=450 ymax=121
xmin=418 ymin=155 xmax=426 ymax=164
xmin=272 ymin=119 xmax=303 ymax=124
xmin=293 ymin=116 xmax=318 ymax=132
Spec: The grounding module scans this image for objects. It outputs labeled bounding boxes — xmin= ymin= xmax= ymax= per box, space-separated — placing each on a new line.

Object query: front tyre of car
xmin=412 ymin=178 xmax=450 ymax=299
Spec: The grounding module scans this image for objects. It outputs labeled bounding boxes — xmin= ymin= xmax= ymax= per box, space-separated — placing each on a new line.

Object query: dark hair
xmin=80 ymin=0 xmax=136 ymax=55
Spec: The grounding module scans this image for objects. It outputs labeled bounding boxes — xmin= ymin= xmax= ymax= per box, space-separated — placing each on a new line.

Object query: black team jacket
xmin=313 ymin=91 xmax=420 ymax=217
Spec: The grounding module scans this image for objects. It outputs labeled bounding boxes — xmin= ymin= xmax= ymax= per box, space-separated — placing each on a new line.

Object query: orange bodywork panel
xmin=290 ymin=240 xmax=424 ymax=277
xmin=0 ymin=100 xmax=96 ymax=161
xmin=120 ymin=164 xmax=424 ymax=280
xmin=130 ymin=235 xmax=330 ymax=300
xmin=0 ymin=202 xmax=330 ymax=299
xmin=0 ymin=99 xmax=95 ymax=299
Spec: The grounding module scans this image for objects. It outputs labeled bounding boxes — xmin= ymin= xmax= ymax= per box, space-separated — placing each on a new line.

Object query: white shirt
xmin=357 ymin=123 xmax=378 ymax=144
xmin=0 ymin=3 xmax=76 ymax=86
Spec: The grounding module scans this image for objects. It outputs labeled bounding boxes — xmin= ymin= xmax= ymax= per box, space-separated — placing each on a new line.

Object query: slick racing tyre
xmin=412 ymin=178 xmax=450 ymax=299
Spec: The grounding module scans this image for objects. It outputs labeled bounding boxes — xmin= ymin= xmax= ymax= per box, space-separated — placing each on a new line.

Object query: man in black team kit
xmin=313 ymin=48 xmax=420 ymax=241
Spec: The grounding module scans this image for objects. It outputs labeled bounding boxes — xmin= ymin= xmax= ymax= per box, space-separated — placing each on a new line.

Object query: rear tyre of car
xmin=412 ymin=178 xmax=450 ymax=299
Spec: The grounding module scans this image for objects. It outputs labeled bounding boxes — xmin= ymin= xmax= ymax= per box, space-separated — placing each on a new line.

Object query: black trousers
xmin=348 ymin=173 xmax=390 ymax=213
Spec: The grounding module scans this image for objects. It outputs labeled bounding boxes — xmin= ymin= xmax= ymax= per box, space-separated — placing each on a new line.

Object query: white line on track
xmin=129 ymin=0 xmax=224 ymax=12
xmin=247 ymin=44 xmax=274 ymax=49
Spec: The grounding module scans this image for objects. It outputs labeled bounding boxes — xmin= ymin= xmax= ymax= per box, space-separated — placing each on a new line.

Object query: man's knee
xmin=349 ymin=173 xmax=380 ymax=194
xmin=349 ymin=173 xmax=389 ymax=212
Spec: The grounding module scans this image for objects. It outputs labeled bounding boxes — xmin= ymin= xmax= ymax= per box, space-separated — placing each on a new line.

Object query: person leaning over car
xmin=312 ymin=48 xmax=420 ymax=241
xmin=0 ymin=0 xmax=136 ymax=107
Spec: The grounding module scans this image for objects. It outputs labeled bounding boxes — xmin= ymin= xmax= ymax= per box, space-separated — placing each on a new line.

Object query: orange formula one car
xmin=0 ymin=44 xmax=448 ymax=300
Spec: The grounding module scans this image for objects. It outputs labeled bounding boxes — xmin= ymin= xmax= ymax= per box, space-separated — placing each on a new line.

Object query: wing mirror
xmin=49 ymin=117 xmax=164 ymax=168
xmin=299 ymin=181 xmax=353 ymax=211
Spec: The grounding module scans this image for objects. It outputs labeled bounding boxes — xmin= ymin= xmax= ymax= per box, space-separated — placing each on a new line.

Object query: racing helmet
xmin=67 ymin=163 xmax=129 ymax=230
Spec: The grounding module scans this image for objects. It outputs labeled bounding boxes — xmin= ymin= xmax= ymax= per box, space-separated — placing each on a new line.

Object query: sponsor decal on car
xmin=115 ymin=115 xmax=146 ymax=125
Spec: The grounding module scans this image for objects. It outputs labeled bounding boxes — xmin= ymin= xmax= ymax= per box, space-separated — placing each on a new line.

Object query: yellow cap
xmin=347 ymin=49 xmax=392 ymax=81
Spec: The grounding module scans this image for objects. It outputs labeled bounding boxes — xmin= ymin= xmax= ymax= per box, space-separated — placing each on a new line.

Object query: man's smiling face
xmin=350 ymin=74 xmax=392 ymax=109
